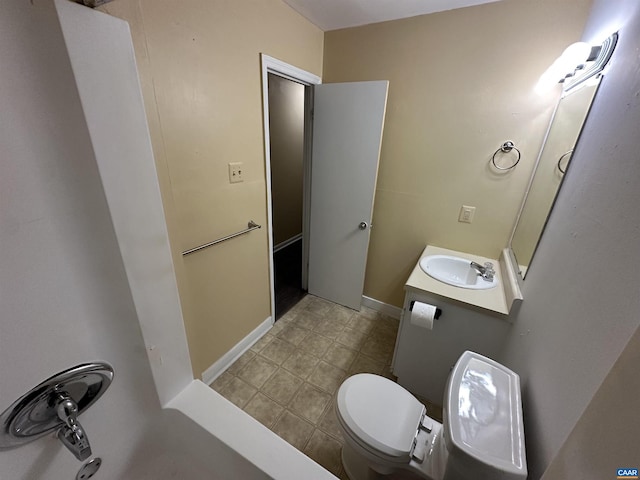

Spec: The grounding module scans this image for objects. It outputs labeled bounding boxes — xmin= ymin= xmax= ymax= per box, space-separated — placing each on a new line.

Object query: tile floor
xmin=210 ymin=294 xmax=442 ymax=478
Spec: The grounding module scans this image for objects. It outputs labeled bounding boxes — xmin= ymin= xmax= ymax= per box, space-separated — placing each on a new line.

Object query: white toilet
xmin=336 ymin=351 xmax=527 ymax=480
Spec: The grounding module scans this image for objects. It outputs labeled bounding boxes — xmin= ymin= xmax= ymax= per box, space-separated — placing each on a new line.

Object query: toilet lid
xmin=337 ymin=374 xmax=425 ymax=460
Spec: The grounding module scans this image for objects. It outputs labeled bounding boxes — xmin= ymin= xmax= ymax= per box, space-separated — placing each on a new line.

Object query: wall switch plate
xmin=458 ymin=205 xmax=476 ymax=223
xmin=228 ymin=162 xmax=243 ymax=183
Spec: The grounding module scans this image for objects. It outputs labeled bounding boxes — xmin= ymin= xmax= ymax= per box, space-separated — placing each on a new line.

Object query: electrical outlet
xmin=228 ymin=162 xmax=243 ymax=183
xmin=458 ymin=205 xmax=476 ymax=223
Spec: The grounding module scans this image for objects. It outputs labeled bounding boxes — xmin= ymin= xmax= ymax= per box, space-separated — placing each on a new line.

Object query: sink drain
xmin=76 ymin=458 xmax=102 ymax=480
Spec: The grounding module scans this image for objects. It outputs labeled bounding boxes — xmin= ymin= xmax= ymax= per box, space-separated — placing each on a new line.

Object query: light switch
xmin=228 ymin=162 xmax=243 ymax=183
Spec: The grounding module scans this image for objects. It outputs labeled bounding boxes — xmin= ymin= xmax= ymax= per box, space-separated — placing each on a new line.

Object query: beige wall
xmin=268 ymin=74 xmax=305 ymax=246
xmin=323 ymin=0 xmax=592 ymax=306
xmin=100 ymin=0 xmax=323 ymax=376
xmin=96 ymin=0 xmax=595 ymax=376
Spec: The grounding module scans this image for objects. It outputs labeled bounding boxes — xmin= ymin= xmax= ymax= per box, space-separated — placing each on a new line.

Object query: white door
xmin=308 ymin=81 xmax=388 ymax=310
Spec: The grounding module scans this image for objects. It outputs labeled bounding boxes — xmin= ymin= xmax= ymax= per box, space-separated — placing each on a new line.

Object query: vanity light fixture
xmin=535 ymin=33 xmax=618 ymax=95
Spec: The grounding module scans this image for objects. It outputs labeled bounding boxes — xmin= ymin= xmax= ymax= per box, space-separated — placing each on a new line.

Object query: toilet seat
xmin=336 ymin=374 xmax=426 ymax=464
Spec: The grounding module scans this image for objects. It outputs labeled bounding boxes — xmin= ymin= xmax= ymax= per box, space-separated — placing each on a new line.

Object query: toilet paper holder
xmin=410 ymin=301 xmax=442 ymax=319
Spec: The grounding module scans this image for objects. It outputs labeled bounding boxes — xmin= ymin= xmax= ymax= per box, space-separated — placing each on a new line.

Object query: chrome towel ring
xmin=557 ymin=149 xmax=573 ymax=175
xmin=492 ymin=141 xmax=521 ymax=170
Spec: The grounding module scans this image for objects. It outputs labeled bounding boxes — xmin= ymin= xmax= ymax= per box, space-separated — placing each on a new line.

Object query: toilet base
xmin=341 ymin=443 xmax=386 ymax=480
xmin=341 ymin=444 xmax=422 ymax=480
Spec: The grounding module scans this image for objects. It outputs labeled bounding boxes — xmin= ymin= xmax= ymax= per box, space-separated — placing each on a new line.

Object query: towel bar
xmin=182 ymin=221 xmax=261 ymax=256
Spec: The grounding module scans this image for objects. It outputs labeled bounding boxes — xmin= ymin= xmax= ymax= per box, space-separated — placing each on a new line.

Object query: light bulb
xmin=534 ymin=57 xmax=564 ymax=95
xmin=535 ymin=42 xmax=593 ymax=95
xmin=560 ymin=42 xmax=591 ymax=69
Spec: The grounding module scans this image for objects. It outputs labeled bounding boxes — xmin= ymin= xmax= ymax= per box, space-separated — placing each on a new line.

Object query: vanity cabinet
xmin=391 ymin=246 xmax=514 ymax=405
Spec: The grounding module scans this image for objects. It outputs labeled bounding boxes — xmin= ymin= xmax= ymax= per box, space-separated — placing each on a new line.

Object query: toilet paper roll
xmin=410 ymin=301 xmax=438 ymax=330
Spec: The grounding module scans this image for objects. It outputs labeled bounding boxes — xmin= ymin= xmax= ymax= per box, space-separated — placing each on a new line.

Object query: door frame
xmin=260 ymin=54 xmax=321 ymax=320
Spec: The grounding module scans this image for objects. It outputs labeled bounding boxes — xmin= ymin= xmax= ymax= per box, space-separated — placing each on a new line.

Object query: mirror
xmin=510 ymin=82 xmax=599 ymax=277
xmin=509 ymin=33 xmax=618 ymax=279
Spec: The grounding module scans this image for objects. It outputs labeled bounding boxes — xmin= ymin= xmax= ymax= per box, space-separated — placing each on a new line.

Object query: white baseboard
xmin=201 ymin=316 xmax=273 ymax=386
xmin=273 ymin=233 xmax=302 ymax=253
xmin=361 ymin=295 xmax=402 ymax=320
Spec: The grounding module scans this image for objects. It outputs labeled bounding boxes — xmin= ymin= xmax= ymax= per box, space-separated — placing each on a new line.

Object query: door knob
xmin=359 ymin=222 xmax=368 ymax=230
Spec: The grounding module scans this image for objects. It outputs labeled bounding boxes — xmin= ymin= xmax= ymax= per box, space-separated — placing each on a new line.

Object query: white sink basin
xmin=419 ymin=255 xmax=498 ymax=290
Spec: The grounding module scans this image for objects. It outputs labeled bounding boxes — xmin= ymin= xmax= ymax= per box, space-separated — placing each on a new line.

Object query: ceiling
xmin=282 ymin=0 xmax=505 ymax=31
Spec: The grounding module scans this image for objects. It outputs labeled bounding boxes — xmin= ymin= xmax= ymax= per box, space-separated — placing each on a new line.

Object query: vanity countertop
xmin=405 ymin=245 xmax=509 ymax=315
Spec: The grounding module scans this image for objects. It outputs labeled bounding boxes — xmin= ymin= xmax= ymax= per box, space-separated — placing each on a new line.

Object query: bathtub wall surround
xmin=0 ymin=1 xmax=335 ymax=478
xmin=168 ymin=381 xmax=338 ymax=480
xmin=56 ymin=0 xmax=193 ymax=406
xmin=0 ymin=0 xmax=186 ymax=476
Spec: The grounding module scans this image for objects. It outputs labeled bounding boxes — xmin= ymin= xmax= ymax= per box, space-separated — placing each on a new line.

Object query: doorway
xmin=267 ymin=73 xmax=307 ymax=319
xmin=261 ymin=55 xmax=388 ymax=320
xmin=261 ymin=55 xmax=320 ymax=321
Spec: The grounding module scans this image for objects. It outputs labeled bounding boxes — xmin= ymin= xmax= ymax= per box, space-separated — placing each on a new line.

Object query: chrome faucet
xmin=0 ymin=362 xmax=112 ymax=464
xmin=470 ymin=261 xmax=495 ymax=281
xmin=56 ymin=394 xmax=92 ymax=461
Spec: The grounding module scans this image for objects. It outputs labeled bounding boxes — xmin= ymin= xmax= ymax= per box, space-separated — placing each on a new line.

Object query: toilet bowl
xmin=336 ymin=351 xmax=527 ymax=480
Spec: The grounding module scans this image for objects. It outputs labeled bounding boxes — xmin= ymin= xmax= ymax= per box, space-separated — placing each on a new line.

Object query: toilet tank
xmin=442 ymin=351 xmax=527 ymax=480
